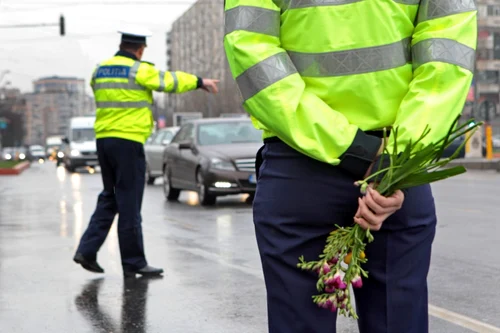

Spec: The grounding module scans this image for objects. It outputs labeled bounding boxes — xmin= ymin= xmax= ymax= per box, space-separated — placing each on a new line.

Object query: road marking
xmin=429 ymin=305 xmax=500 ymax=333
xmin=177 ymin=246 xmax=500 ymax=333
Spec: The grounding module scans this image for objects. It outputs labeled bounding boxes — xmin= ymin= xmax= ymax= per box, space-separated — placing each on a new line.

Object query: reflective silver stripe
xmin=95 ymin=101 xmax=152 ymax=109
xmin=170 ymin=71 xmax=178 ymax=93
xmin=224 ymin=6 xmax=280 ymax=37
xmin=158 ymin=71 xmax=166 ymax=92
xmin=285 ymin=0 xmax=362 ymax=9
xmin=393 ymin=0 xmax=419 ymax=4
xmin=236 ymin=52 xmax=297 ymax=101
xmin=129 ymin=61 xmax=141 ymax=84
xmin=418 ymin=0 xmax=476 ymax=22
xmin=93 ymin=82 xmax=146 ymax=90
xmin=412 ymin=38 xmax=475 ymax=72
xmin=287 ymin=38 xmax=411 ymax=77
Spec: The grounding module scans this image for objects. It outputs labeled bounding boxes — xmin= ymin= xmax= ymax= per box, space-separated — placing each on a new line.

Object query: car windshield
xmin=73 ymin=128 xmax=95 ymax=142
xmin=197 ymin=121 xmax=262 ymax=146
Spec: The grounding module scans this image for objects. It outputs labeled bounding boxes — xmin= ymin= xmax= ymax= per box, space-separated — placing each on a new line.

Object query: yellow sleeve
xmin=388 ymin=1 xmax=477 ymax=152
xmin=223 ymin=0 xmax=382 ymax=179
xmin=135 ymin=63 xmax=200 ymax=93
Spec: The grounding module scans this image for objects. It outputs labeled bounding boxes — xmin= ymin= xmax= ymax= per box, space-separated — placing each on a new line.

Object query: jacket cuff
xmin=196 ymin=77 xmax=203 ymax=89
xmin=338 ymin=129 xmax=382 ymax=180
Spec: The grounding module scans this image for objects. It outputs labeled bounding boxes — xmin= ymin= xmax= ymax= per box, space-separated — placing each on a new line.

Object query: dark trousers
xmin=253 ymin=141 xmax=437 ymax=333
xmin=76 ymin=138 xmax=148 ymax=271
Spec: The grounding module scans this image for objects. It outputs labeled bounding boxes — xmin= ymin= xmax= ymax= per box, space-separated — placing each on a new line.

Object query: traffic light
xmin=59 ymin=15 xmax=65 ymax=36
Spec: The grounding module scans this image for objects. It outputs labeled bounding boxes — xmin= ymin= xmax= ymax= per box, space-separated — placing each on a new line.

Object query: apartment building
xmin=165 ymin=0 xmax=245 ymax=123
xmin=476 ymin=0 xmax=500 ymax=106
xmin=24 ymin=76 xmax=94 ymax=145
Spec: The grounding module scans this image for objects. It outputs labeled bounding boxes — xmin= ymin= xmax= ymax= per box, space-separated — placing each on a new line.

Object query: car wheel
xmin=146 ymin=163 xmax=156 ymax=185
xmin=163 ymin=164 xmax=180 ymax=201
xmin=196 ymin=168 xmax=216 ymax=206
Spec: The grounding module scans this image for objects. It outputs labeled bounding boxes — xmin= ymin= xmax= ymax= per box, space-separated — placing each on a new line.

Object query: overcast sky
xmin=0 ymin=0 xmax=198 ymax=94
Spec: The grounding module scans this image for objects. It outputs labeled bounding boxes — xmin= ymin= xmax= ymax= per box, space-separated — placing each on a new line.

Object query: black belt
xmin=263 ymin=130 xmax=391 ymax=144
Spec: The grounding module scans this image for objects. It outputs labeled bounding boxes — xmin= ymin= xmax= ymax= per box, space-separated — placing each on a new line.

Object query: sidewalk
xmin=447 ymin=157 xmax=500 ymax=170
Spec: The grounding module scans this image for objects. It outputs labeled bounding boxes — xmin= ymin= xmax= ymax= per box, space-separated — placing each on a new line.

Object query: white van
xmin=62 ymin=116 xmax=98 ymax=172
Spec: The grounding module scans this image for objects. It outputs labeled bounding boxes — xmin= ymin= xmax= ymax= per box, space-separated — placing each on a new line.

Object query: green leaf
xmin=395 ymin=166 xmax=466 ymax=190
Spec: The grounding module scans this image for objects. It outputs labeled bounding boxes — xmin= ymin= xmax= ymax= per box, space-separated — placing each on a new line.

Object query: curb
xmin=0 ymin=161 xmax=31 ymax=175
xmin=447 ymin=159 xmax=500 ymax=171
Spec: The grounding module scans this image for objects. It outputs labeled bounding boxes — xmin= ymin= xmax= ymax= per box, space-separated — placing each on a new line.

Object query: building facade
xmin=476 ymin=1 xmax=500 ymax=111
xmin=165 ymin=0 xmax=245 ymax=123
xmin=0 ymin=88 xmax=27 ymax=148
xmin=23 ymin=76 xmax=94 ymax=145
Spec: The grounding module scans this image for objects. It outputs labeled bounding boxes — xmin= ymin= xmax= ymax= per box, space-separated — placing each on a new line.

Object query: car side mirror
xmin=161 ymin=139 xmax=170 ymax=146
xmin=178 ymin=141 xmax=192 ymax=150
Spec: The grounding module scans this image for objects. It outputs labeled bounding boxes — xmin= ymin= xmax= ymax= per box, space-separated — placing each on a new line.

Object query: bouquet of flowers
xmin=297 ymin=117 xmax=482 ymax=319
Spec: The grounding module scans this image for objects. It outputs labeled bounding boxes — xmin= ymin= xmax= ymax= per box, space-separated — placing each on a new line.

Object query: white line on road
xmin=177 ymin=246 xmax=500 ymax=333
xmin=428 ymin=305 xmax=500 ymax=333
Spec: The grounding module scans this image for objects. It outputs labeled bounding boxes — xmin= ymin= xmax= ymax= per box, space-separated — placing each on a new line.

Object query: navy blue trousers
xmin=253 ymin=141 xmax=437 ymax=333
xmin=76 ymin=138 xmax=147 ymax=271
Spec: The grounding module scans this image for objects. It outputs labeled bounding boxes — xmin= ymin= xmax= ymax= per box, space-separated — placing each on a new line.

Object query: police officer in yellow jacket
xmin=74 ymin=27 xmax=219 ymax=277
xmin=224 ymin=1 xmax=476 ymax=332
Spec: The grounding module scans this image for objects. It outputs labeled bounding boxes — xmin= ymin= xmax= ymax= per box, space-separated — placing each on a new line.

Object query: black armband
xmin=196 ymin=77 xmax=203 ymax=89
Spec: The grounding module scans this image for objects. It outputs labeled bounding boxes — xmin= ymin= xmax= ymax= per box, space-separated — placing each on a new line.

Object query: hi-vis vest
xmin=91 ymin=54 xmax=199 ymax=144
xmin=223 ymin=0 xmax=477 ymax=177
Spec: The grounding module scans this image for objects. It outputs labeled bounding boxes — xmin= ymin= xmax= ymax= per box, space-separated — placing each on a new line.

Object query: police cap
xmin=118 ymin=26 xmax=153 ymax=46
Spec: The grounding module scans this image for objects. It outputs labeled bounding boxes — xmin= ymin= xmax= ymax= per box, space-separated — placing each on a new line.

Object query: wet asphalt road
xmin=0 ymin=162 xmax=499 ymax=333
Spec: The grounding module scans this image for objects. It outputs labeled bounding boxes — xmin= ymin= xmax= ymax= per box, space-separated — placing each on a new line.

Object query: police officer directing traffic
xmin=224 ymin=1 xmax=476 ymax=333
xmin=74 ymin=27 xmax=219 ymax=278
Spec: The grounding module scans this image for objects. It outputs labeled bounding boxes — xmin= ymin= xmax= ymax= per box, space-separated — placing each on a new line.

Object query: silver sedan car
xmin=145 ymin=126 xmax=179 ymax=185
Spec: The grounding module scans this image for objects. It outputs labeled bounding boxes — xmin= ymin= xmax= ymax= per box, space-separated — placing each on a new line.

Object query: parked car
xmin=162 ymin=118 xmax=262 ymax=206
xmin=442 ymin=136 xmax=466 ymax=158
xmin=1 ymin=147 xmax=28 ymax=161
xmin=1 ymin=147 xmax=14 ymax=160
xmin=145 ymin=126 xmax=180 ymax=185
xmin=28 ymin=145 xmax=46 ymax=162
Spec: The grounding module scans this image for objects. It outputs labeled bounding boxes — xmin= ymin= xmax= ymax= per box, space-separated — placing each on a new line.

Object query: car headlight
xmin=4 ymin=153 xmax=12 ymax=160
xmin=57 ymin=151 xmax=65 ymax=158
xmin=71 ymin=149 xmax=81 ymax=157
xmin=210 ymin=157 xmax=235 ymax=171
xmin=19 ymin=153 xmax=26 ymax=160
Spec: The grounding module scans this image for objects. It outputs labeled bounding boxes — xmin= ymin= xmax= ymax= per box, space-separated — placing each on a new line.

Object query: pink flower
xmin=328 ymin=257 xmax=339 ymax=265
xmin=331 ymin=272 xmax=343 ymax=288
xmin=351 ymin=275 xmax=363 ymax=289
xmin=325 ymin=277 xmax=336 ymax=287
xmin=318 ymin=301 xmax=329 ymax=309
xmin=325 ymin=286 xmax=335 ymax=293
xmin=337 ymin=281 xmax=347 ymax=290
xmin=325 ymin=299 xmax=333 ymax=308
xmin=322 ymin=263 xmax=331 ymax=274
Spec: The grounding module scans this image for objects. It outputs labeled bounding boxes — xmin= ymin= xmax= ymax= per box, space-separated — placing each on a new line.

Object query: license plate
xmin=86 ymin=161 xmax=98 ymax=166
xmin=249 ymin=174 xmax=257 ymax=184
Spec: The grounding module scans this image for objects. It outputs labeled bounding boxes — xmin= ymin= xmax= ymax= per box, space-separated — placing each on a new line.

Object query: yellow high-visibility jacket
xmin=223 ymin=0 xmax=477 ymax=178
xmin=91 ymin=51 xmax=201 ymax=144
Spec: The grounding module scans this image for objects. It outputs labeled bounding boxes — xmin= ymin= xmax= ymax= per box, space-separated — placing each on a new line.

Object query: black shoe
xmin=73 ymin=253 xmax=104 ymax=273
xmin=123 ymin=265 xmax=164 ymax=278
